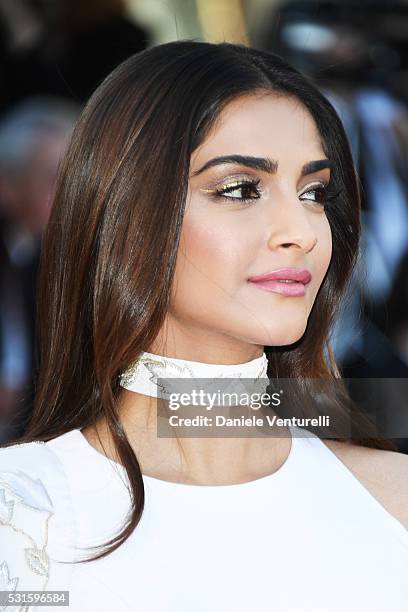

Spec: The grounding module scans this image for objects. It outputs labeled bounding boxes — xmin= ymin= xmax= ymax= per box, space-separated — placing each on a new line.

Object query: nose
xmin=266 ymin=193 xmax=318 ymax=254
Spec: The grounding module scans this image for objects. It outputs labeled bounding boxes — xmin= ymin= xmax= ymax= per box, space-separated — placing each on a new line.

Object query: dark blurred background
xmin=0 ymin=0 xmax=407 ymax=451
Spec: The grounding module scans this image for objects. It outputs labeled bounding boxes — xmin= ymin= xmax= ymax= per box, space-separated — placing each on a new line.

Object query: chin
xmin=247 ymin=321 xmax=308 ymax=347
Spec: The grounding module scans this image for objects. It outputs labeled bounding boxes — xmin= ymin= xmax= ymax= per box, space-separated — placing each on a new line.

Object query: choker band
xmin=119 ymin=351 xmax=269 ymax=398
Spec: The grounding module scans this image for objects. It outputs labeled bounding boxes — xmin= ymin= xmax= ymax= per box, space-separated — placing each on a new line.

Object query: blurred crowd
xmin=0 ymin=0 xmax=407 ymax=450
xmin=0 ymin=0 xmax=149 ymax=440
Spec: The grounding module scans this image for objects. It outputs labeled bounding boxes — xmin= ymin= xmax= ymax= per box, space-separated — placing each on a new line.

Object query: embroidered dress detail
xmin=0 ymin=470 xmax=55 ymax=595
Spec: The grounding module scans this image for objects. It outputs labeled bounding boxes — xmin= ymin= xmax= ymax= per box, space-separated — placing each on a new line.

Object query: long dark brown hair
xmin=3 ymin=40 xmax=398 ymax=562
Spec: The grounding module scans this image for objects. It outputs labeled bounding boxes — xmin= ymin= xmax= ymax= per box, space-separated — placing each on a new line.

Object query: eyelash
xmin=213 ymin=179 xmax=341 ymax=207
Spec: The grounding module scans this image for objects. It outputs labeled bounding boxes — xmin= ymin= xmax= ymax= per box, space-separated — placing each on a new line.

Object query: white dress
xmin=0 ymin=425 xmax=407 ymax=612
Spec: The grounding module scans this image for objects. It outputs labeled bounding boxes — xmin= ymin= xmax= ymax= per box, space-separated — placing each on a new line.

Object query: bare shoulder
xmin=323 ymin=439 xmax=408 ymax=530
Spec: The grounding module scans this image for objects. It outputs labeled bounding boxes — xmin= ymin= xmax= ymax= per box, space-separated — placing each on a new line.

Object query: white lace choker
xmin=119 ymin=351 xmax=269 ymax=398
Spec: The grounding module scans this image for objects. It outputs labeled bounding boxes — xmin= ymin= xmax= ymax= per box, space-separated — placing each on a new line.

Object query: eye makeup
xmin=199 ymin=175 xmax=341 ymax=208
xmin=299 ymin=181 xmax=342 ymax=208
xmin=201 ymin=177 xmax=262 ymax=204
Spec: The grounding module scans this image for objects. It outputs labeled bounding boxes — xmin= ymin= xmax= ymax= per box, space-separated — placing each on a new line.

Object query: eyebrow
xmin=190 ymin=155 xmax=332 ymax=177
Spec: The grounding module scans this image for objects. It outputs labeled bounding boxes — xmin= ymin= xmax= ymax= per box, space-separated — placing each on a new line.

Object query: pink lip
xmin=248 ymin=268 xmax=312 ymax=297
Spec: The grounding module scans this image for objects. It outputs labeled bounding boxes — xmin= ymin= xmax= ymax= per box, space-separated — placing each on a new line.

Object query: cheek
xmin=175 ymin=213 xmax=251 ymax=290
xmin=310 ymin=216 xmax=332 ymax=296
xmin=170 ymin=211 xmax=257 ymax=325
xmin=318 ymin=216 xmax=333 ymax=273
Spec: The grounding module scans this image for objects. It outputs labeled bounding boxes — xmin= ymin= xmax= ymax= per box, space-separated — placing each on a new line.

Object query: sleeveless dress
xmin=0 ymin=425 xmax=407 ymax=611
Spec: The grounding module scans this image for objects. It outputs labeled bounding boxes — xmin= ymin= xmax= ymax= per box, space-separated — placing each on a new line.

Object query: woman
xmin=0 ymin=41 xmax=407 ymax=611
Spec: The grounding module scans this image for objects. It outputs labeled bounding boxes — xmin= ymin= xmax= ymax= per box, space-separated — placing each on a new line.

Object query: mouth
xmin=247 ymin=268 xmax=312 ymax=297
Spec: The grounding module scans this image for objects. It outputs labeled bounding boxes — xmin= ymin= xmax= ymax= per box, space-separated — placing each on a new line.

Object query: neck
xmin=93 ymin=346 xmax=290 ymax=485
xmin=147 ymin=336 xmax=265 ymax=365
xmin=91 ymin=387 xmax=289 ymax=485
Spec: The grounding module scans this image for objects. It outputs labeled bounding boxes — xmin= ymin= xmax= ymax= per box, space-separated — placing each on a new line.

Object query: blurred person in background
xmin=385 ymin=248 xmax=408 ymax=369
xmin=0 ymin=0 xmax=150 ymax=111
xmin=378 ymin=248 xmax=408 ymax=452
xmin=0 ymin=96 xmax=78 ymax=441
xmin=256 ymin=0 xmax=408 ymax=451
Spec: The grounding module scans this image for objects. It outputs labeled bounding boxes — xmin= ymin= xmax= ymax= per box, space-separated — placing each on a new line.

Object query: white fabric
xmin=119 ymin=351 xmax=269 ymax=398
xmin=0 ymin=425 xmax=407 ymax=611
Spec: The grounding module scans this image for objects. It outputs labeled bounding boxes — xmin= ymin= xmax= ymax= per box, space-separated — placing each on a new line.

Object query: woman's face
xmin=156 ymin=93 xmax=333 ymax=359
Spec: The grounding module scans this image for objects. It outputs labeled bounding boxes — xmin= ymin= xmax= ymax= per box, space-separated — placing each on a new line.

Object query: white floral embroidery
xmin=0 ymin=471 xmax=54 ymax=594
xmin=0 ymin=489 xmax=16 ymax=525
xmin=0 ymin=471 xmax=53 ymax=515
xmin=24 ymin=547 xmax=49 ymax=577
xmin=0 ymin=560 xmax=19 ymax=611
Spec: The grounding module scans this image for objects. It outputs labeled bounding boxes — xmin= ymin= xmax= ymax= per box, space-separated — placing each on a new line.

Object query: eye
xmin=214 ymin=179 xmax=262 ymax=204
xmin=300 ymin=182 xmax=340 ymax=207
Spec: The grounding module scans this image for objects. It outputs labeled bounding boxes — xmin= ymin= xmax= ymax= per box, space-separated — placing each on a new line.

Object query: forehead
xmin=191 ymin=93 xmax=325 ymax=168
